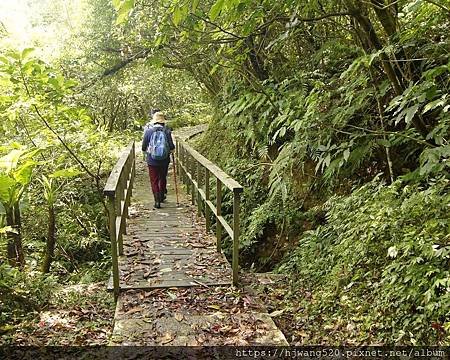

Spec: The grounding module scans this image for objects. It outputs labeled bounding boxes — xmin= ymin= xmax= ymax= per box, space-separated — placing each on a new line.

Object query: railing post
xmin=196 ymin=162 xmax=202 ymax=215
xmin=176 ymin=141 xmax=180 ymax=180
xmin=107 ymin=196 xmax=120 ymax=300
xmin=181 ymin=145 xmax=186 ymax=188
xmin=205 ymin=169 xmax=211 ymax=232
xmin=181 ymin=145 xmax=189 ymax=186
xmin=121 ymin=173 xmax=128 ymax=236
xmin=129 ymin=142 xmax=135 ymax=198
xmin=120 ymin=174 xmax=126 ymax=253
xmin=190 ymin=154 xmax=195 ymax=205
xmin=115 ymin=189 xmax=124 ymax=256
xmin=232 ymin=190 xmax=241 ymax=286
xmin=216 ymin=181 xmax=222 ymax=253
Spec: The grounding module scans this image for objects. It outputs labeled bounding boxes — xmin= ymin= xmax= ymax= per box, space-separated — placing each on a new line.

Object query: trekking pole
xmin=171 ymin=152 xmax=180 ymax=206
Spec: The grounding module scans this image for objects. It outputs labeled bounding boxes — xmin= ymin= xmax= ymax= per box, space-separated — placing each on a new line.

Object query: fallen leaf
xmin=187 ymin=338 xmax=199 ymax=346
xmin=196 ymin=334 xmax=206 ymax=344
xmin=174 ymin=313 xmax=184 ymax=322
xmin=160 ymin=332 xmax=175 ymax=345
xmin=125 ymin=306 xmax=143 ymax=315
xmin=143 ymin=270 xmax=159 ymax=279
xmin=167 ymin=292 xmax=177 ymax=300
xmin=268 ymin=309 xmax=285 ymax=318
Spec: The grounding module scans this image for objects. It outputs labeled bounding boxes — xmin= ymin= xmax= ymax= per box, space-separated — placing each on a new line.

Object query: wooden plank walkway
xmin=109 ymin=130 xmax=288 ymax=346
xmin=108 ymin=158 xmax=231 ymax=290
xmin=109 ymin=158 xmax=231 ymax=289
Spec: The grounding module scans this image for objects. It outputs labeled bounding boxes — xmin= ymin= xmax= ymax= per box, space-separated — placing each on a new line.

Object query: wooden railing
xmin=175 ymin=138 xmax=244 ymax=285
xmin=103 ymin=141 xmax=136 ymax=298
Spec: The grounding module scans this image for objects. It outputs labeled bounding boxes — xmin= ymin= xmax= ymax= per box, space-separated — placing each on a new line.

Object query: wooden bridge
xmin=103 ymin=128 xmax=288 ymax=346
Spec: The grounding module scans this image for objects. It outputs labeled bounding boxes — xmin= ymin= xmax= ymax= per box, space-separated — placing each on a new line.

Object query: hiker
xmin=142 ymin=112 xmax=175 ymax=209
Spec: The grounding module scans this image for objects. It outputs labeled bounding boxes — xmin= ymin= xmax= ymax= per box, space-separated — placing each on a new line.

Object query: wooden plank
xmin=138 ymin=212 xmax=189 ymax=216
xmin=131 ymin=235 xmax=194 ymax=241
xmin=141 ymin=220 xmax=195 ymax=225
xmin=151 ymin=248 xmax=193 ymax=255
xmin=198 ymin=188 xmax=206 ymax=203
xmin=177 ymin=140 xmax=243 ymax=193
xmin=104 ymin=141 xmax=135 ymax=196
xmin=107 ymin=272 xmax=231 ymax=291
xmin=182 ymin=125 xmax=207 ymax=141
xmin=138 ymin=221 xmax=196 ymax=229
xmin=135 ymin=217 xmax=193 ymax=222
xmin=205 ymin=200 xmax=217 ymax=216
xmin=108 ymin=198 xmax=120 ymax=300
xmin=135 ymin=224 xmax=194 ymax=229
xmin=109 ymin=279 xmax=231 ymax=291
xmin=218 ymin=215 xmax=233 ymax=239
xmin=147 ymin=231 xmax=200 ymax=239
xmin=141 ymin=225 xmax=196 ymax=230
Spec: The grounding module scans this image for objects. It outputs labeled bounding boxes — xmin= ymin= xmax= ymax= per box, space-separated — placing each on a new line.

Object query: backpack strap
xmin=153 ymin=124 xmax=164 ymax=131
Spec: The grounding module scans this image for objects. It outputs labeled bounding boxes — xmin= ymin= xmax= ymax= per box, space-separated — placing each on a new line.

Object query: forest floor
xmin=1 ymin=283 xmax=114 ymax=345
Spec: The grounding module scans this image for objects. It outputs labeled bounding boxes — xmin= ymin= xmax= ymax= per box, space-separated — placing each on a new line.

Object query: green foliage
xmin=113 ymin=0 xmax=135 ymax=25
xmin=181 ymin=1 xmax=450 ymax=343
xmin=0 ymin=147 xmax=38 ymax=210
xmin=0 ymin=46 xmax=132 ymax=333
xmin=0 ymin=263 xmax=58 ymax=325
xmin=277 ymin=178 xmax=450 ymax=344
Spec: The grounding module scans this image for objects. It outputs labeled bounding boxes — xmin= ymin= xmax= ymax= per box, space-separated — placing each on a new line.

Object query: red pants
xmin=148 ymin=165 xmax=168 ymax=194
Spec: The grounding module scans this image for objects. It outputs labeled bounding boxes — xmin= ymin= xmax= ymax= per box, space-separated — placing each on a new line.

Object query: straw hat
xmin=152 ymin=111 xmax=166 ymax=124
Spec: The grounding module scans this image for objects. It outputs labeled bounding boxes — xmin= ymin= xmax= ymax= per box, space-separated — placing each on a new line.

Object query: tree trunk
xmin=42 ymin=204 xmax=56 ymax=273
xmin=344 ymin=0 xmax=431 ymax=139
xmin=6 ymin=204 xmax=24 ymax=269
xmin=370 ymin=0 xmax=414 ymax=83
xmin=246 ymin=37 xmax=268 ymax=81
xmin=370 ymin=0 xmax=398 ymax=37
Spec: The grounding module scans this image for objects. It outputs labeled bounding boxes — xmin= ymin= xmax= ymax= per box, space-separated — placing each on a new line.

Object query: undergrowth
xmin=276 ymin=177 xmax=449 ymax=345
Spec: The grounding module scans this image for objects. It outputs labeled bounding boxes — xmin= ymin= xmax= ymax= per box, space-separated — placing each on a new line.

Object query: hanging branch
xmin=19 ymin=67 xmax=99 ymax=181
xmin=31 ymin=105 xmax=100 ymax=181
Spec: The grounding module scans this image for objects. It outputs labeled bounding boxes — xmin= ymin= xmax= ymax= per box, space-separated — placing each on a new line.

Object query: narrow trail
xmin=109 ymin=129 xmax=288 ymax=347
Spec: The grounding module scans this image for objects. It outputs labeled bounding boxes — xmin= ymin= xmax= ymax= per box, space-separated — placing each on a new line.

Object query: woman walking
xmin=142 ymin=112 xmax=175 ymax=209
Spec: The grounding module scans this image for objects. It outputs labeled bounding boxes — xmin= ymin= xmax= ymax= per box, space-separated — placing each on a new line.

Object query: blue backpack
xmin=147 ymin=125 xmax=170 ymax=160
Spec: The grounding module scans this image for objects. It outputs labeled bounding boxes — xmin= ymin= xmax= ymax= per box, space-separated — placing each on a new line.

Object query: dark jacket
xmin=142 ymin=123 xmax=175 ymax=167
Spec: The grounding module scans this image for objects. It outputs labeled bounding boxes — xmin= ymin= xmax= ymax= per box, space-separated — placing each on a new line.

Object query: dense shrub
xmin=277 ymin=177 xmax=450 ymax=345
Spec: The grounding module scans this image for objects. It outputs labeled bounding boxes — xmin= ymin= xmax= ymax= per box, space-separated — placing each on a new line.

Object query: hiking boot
xmin=153 ymin=193 xmax=161 ymax=209
xmin=158 ymin=192 xmax=165 ymax=206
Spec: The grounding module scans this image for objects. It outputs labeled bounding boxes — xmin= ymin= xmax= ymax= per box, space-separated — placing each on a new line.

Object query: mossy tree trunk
xmin=6 ymin=204 xmax=25 ymax=269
